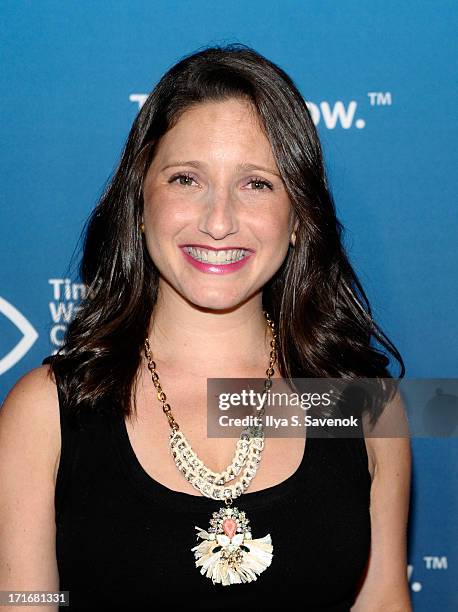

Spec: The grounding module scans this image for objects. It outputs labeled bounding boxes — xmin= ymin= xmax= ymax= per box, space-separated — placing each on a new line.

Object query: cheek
xmin=252 ymin=207 xmax=291 ymax=244
xmin=144 ymin=188 xmax=191 ymax=232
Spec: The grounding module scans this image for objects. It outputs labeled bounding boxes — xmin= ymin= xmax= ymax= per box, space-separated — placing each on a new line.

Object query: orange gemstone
xmin=222 ymin=517 xmax=237 ymax=539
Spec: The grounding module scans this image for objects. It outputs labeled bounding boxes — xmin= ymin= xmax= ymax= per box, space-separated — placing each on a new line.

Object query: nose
xmin=197 ymin=184 xmax=239 ymax=241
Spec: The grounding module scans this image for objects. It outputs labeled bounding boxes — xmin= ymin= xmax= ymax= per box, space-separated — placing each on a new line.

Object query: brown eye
xmin=169 ymin=173 xmax=197 ymax=186
xmin=247 ymin=178 xmax=273 ymax=191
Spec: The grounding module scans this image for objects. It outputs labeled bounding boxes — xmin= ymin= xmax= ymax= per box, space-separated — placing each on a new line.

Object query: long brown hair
xmin=45 ymin=43 xmax=404 ymax=426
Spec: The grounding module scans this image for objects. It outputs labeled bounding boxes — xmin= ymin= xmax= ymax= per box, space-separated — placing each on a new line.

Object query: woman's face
xmin=142 ymin=97 xmax=297 ymax=310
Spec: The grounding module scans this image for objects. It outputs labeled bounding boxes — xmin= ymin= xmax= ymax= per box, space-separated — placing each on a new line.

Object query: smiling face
xmin=142 ymin=97 xmax=297 ymax=311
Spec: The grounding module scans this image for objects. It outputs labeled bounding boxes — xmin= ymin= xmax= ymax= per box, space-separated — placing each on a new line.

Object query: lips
xmin=179 ymin=245 xmax=254 ymax=275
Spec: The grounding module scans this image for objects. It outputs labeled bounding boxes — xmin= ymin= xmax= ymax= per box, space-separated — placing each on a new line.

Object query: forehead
xmin=151 ymin=98 xmax=275 ymax=164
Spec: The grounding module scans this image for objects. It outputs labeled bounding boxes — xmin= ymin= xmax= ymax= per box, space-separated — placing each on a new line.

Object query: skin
xmin=141 ymin=97 xmax=298 ymax=374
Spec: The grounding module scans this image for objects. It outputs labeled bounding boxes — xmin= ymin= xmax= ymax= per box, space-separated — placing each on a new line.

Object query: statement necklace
xmin=143 ymin=310 xmax=276 ymax=586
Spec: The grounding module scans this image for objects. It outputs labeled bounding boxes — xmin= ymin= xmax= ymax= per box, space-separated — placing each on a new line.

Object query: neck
xmin=145 ymin=284 xmax=273 ymax=377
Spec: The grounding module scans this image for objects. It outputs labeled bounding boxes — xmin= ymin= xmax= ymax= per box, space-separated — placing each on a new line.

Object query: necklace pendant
xmin=191 ymin=504 xmax=273 ymax=586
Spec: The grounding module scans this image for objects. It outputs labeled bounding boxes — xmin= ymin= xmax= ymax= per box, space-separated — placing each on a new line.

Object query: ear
xmin=290 ymin=215 xmax=299 ymax=247
xmin=289 ymin=210 xmax=299 ymax=233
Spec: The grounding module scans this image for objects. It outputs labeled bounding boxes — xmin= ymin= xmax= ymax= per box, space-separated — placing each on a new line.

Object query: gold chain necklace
xmin=143 ymin=309 xmax=277 ymax=586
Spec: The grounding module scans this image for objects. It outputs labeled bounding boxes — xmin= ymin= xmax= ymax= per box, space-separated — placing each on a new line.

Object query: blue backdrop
xmin=1 ymin=1 xmax=456 ymax=608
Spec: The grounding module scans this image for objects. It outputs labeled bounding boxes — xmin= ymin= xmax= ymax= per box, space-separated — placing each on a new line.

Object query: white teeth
xmin=185 ymin=247 xmax=248 ymax=264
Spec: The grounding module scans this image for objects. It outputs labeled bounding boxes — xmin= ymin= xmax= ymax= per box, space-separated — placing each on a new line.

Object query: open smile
xmin=179 ymin=245 xmax=255 ymax=274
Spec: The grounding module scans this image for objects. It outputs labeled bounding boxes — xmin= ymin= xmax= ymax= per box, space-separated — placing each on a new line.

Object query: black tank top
xmin=43 ymin=355 xmax=371 ymax=611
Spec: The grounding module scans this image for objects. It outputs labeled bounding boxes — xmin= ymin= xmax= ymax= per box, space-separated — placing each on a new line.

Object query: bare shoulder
xmin=364 ymin=386 xmax=412 ymax=481
xmin=0 ymin=364 xmax=61 ymax=595
xmin=351 ymin=389 xmax=412 ymax=611
xmin=0 ymin=364 xmax=61 ymax=485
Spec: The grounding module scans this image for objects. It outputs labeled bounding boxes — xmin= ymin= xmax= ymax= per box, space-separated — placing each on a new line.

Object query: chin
xmin=184 ymin=290 xmax=247 ymax=312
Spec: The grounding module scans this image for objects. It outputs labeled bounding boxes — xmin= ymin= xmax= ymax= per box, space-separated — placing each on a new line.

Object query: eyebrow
xmin=161 ymin=160 xmax=281 ymax=178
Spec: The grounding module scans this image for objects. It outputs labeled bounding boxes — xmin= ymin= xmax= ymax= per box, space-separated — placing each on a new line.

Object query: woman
xmin=0 ymin=44 xmax=411 ymax=610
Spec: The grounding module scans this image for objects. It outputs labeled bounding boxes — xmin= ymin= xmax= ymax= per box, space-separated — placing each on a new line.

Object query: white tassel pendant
xmin=191 ymin=506 xmax=273 ymax=586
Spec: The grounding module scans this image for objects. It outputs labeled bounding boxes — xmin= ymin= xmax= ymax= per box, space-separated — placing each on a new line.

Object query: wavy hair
xmin=45 ymin=43 xmax=405 ymax=426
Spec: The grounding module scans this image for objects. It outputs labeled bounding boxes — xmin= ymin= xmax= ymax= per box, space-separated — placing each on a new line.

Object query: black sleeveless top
xmin=43 ymin=356 xmax=371 ymax=611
